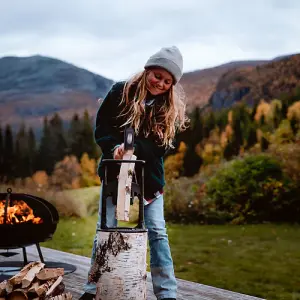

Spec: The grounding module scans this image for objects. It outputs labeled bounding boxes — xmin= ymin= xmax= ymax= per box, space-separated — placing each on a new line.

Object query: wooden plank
xmin=0 ymin=246 xmax=265 ymax=300
xmin=116 ymin=150 xmax=136 ymax=222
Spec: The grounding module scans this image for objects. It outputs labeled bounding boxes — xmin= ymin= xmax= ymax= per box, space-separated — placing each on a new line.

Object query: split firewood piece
xmin=36 ymin=268 xmax=64 ymax=281
xmin=6 ymin=261 xmax=39 ymax=291
xmin=22 ymin=262 xmax=45 ymax=288
xmin=49 ymin=292 xmax=73 ymax=300
xmin=36 ymin=279 xmax=56 ymax=297
xmin=45 ymin=276 xmax=63 ymax=297
xmin=27 ymin=281 xmax=40 ymax=294
xmin=48 ymin=282 xmax=65 ymax=298
xmin=6 ymin=289 xmax=28 ymax=300
xmin=116 ymin=150 xmax=136 ymax=221
xmin=0 ymin=280 xmax=7 ymax=296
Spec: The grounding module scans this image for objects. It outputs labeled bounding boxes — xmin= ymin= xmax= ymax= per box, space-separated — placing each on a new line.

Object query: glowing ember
xmin=0 ymin=200 xmax=43 ymax=224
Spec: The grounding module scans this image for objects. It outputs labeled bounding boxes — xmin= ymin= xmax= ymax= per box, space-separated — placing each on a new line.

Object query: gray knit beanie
xmin=144 ymin=46 xmax=183 ymax=84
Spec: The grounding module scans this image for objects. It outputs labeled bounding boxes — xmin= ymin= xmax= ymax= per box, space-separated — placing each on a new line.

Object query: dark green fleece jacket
xmin=94 ymin=81 xmax=170 ymax=199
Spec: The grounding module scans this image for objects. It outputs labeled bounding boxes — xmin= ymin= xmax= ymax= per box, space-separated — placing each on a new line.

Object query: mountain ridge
xmin=0 ymin=52 xmax=299 ymax=135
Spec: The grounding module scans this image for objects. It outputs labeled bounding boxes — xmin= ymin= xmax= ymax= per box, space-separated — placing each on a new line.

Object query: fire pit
xmin=0 ymin=188 xmax=76 ymax=279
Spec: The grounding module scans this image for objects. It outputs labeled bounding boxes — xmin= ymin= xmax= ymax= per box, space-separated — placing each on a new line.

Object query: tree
xmin=3 ymin=125 xmax=14 ymax=182
xmin=14 ymin=123 xmax=34 ymax=178
xmin=290 ymin=114 xmax=298 ymax=136
xmin=245 ymin=125 xmax=257 ymax=150
xmin=273 ymin=102 xmax=282 ymax=129
xmin=68 ymin=113 xmax=83 ymax=159
xmin=0 ymin=126 xmax=3 ymax=181
xmin=231 ymin=110 xmax=243 ymax=156
xmin=28 ymin=127 xmax=37 ymax=175
xmin=37 ymin=117 xmax=54 ymax=174
xmin=180 ymin=107 xmax=204 ymax=176
xmin=81 ymin=110 xmax=98 ymax=159
xmin=260 ymin=136 xmax=269 ymax=151
xmin=202 ymin=112 xmax=215 ymax=138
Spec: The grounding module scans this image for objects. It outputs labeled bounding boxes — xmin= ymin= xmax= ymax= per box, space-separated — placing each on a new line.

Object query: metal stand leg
xmin=22 ymin=247 xmax=28 ymax=265
xmin=35 ymin=243 xmax=44 ymax=263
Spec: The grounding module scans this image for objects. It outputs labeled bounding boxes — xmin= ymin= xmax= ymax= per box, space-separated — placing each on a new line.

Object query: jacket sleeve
xmin=94 ymin=83 xmax=123 ymax=155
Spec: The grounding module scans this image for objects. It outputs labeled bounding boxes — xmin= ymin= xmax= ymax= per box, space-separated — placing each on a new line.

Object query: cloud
xmin=1 ymin=0 xmax=300 ymax=80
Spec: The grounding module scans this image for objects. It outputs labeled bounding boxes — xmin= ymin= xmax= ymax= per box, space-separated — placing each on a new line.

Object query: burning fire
xmin=0 ymin=200 xmax=43 ymax=224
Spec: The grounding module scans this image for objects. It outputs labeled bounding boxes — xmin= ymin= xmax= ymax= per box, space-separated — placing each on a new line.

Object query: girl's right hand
xmin=113 ymin=143 xmax=125 ymax=159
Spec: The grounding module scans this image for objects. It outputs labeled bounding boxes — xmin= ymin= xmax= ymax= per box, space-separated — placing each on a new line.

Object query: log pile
xmin=0 ymin=261 xmax=72 ymax=300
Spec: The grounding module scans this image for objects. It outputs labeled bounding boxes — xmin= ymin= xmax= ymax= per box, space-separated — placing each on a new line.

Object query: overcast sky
xmin=1 ymin=0 xmax=300 ymax=81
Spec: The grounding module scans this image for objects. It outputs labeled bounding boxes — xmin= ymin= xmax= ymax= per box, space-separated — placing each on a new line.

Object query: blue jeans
xmin=84 ymin=188 xmax=177 ymax=300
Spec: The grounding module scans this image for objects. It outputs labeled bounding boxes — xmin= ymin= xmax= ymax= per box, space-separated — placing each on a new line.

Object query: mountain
xmin=180 ymin=60 xmax=269 ymax=110
xmin=1 ymin=53 xmax=299 ymax=136
xmin=0 ymin=55 xmax=114 ymax=132
xmin=208 ymin=53 xmax=300 ymax=109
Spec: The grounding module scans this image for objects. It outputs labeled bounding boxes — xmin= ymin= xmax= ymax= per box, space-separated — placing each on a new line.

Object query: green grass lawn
xmin=42 ymin=216 xmax=300 ymax=300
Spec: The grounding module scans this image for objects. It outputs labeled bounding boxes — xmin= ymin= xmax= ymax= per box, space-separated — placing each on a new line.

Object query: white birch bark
xmin=90 ymin=231 xmax=147 ymax=300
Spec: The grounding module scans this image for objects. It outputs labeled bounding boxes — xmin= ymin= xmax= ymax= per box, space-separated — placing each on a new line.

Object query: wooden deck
xmin=0 ymin=246 xmax=265 ymax=300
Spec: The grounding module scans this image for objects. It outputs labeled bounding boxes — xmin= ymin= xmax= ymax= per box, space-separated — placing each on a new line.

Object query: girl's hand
xmin=113 ymin=143 xmax=125 ymax=159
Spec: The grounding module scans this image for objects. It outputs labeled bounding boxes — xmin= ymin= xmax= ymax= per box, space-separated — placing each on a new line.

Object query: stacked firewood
xmin=0 ymin=261 xmax=72 ymax=300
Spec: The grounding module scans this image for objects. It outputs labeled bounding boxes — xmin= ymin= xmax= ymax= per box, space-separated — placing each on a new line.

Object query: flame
xmin=0 ymin=200 xmax=43 ymax=224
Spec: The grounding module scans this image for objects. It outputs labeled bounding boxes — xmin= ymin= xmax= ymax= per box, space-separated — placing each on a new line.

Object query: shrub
xmin=164 ymin=176 xmax=230 ymax=224
xmin=0 ymin=183 xmax=86 ymax=218
xmin=50 ymin=155 xmax=82 ymax=190
xmin=205 ymin=154 xmax=300 ymax=224
xmin=267 ymin=143 xmax=300 ymax=186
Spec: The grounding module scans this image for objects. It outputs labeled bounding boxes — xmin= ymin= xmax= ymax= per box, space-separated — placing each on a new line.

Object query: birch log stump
xmin=116 ymin=150 xmax=136 ymax=222
xmin=89 ymin=231 xmax=148 ymax=300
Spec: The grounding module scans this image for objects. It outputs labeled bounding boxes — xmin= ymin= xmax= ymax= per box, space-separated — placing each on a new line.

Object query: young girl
xmin=81 ymin=46 xmax=189 ymax=300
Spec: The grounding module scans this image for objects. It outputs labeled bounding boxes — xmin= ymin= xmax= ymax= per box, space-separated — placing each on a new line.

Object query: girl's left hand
xmin=113 ymin=143 xmax=125 ymax=159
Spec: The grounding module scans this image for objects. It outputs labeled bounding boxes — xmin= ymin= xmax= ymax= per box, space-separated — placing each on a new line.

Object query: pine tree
xmin=273 ymin=103 xmax=282 ymax=129
xmin=245 ymin=125 xmax=257 ymax=149
xmin=28 ymin=127 xmax=37 ymax=175
xmin=37 ymin=117 xmax=53 ymax=174
xmin=231 ymin=110 xmax=243 ymax=156
xmin=202 ymin=112 xmax=215 ymax=138
xmin=181 ymin=107 xmax=203 ymax=177
xmin=290 ymin=114 xmax=298 ymax=136
xmin=0 ymin=126 xmax=3 ymax=181
xmin=68 ymin=113 xmax=83 ymax=159
xmin=223 ymin=139 xmax=235 ymax=160
xmin=260 ymin=136 xmax=269 ymax=151
xmin=3 ymin=125 xmax=14 ymax=182
xmin=14 ymin=123 xmax=32 ymax=178
xmin=251 ymin=99 xmax=259 ymax=121
xmin=81 ymin=110 xmax=99 ymax=159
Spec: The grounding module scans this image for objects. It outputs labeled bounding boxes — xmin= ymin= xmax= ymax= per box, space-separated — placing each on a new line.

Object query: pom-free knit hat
xmin=144 ymin=46 xmax=183 ymax=84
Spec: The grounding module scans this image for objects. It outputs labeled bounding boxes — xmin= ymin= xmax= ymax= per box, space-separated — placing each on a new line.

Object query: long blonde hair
xmin=118 ymin=70 xmax=189 ymax=148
